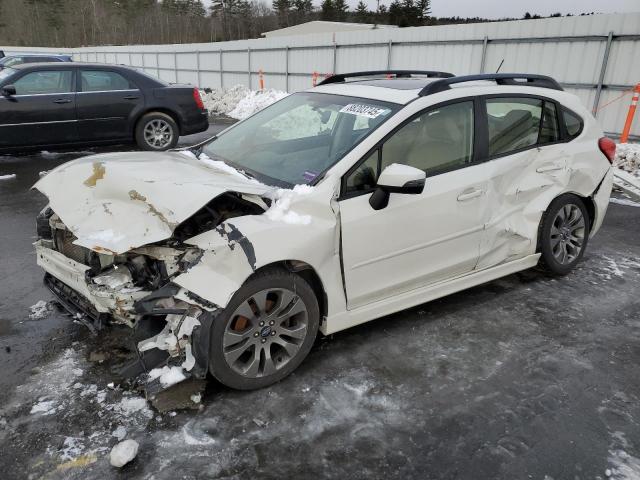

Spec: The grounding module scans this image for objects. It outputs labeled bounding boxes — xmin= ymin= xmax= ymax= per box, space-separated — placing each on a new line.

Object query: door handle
xmin=53 ymin=98 xmax=72 ymax=104
xmin=457 ymin=188 xmax=484 ymax=202
xmin=536 ymin=164 xmax=563 ymax=173
xmin=123 ymin=95 xmax=140 ymax=100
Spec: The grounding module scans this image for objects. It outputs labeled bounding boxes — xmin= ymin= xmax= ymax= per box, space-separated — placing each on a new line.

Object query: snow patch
xmin=614 ymin=143 xmax=640 ymax=177
xmin=607 ymin=449 xmax=640 ymax=480
xmin=265 ymin=184 xmax=314 ymax=225
xmin=200 ymin=85 xmax=288 ymax=120
xmin=115 ymin=396 xmax=150 ymax=416
xmin=147 ymin=365 xmax=187 ymax=388
xmin=30 ymin=399 xmax=57 ymax=415
xmin=228 ymin=89 xmax=289 ymax=120
xmin=29 ymin=300 xmax=53 ymax=319
xmin=610 ymin=197 xmax=640 ymax=208
xmin=0 ymin=174 xmax=16 ymax=180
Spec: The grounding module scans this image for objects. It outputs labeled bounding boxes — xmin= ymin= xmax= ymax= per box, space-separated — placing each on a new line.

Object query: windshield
xmin=0 ymin=67 xmax=15 ymax=82
xmin=202 ymin=92 xmax=399 ymax=186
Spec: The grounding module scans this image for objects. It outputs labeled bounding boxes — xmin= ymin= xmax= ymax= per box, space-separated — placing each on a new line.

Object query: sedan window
xmin=13 ymin=70 xmax=73 ymax=95
xmin=80 ymin=70 xmax=135 ymax=92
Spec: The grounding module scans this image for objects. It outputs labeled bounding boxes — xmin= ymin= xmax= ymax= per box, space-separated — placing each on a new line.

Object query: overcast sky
xmin=206 ymin=0 xmax=639 ymax=18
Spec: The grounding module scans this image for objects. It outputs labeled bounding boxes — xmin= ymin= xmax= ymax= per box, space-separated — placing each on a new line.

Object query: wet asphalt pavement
xmin=0 ymin=129 xmax=639 ymax=479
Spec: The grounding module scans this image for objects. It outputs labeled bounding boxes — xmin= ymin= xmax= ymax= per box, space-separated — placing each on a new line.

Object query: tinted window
xmin=80 ymin=70 xmax=134 ymax=92
xmin=563 ymin=109 xmax=583 ymax=138
xmin=381 ymin=101 xmax=474 ymax=176
xmin=539 ymin=101 xmax=560 ymax=143
xmin=2 ymin=57 xmax=23 ymax=67
xmin=23 ymin=56 xmax=57 ymax=63
xmin=487 ymin=98 xmax=542 ymax=156
xmin=14 ymin=70 xmax=73 ymax=95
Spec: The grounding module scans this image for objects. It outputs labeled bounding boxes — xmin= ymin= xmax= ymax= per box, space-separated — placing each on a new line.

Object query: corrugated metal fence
xmin=3 ymin=13 xmax=640 ymax=137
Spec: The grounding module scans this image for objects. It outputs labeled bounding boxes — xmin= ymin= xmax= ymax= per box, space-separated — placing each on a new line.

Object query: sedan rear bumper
xmin=181 ymin=111 xmax=209 ymax=136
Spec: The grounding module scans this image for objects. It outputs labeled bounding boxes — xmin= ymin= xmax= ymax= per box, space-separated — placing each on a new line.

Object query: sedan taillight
xmin=193 ymin=88 xmax=205 ymax=111
xmin=598 ymin=137 xmax=616 ymax=164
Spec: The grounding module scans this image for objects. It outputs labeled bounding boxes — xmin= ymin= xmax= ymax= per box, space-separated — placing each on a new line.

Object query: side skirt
xmin=322 ymin=253 xmax=541 ymax=335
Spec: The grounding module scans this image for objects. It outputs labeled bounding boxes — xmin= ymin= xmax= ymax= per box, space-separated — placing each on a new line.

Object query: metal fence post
xmin=480 ymin=36 xmax=489 ymax=73
xmin=285 ymin=46 xmax=290 ymax=92
xmin=387 ymin=40 xmax=393 ymax=69
xmin=174 ymin=51 xmax=178 ymax=83
xmin=247 ymin=47 xmax=251 ymax=89
xmin=156 ymin=52 xmax=160 ymax=78
xmin=332 ymin=42 xmax=337 ymax=74
xmin=196 ymin=50 xmax=201 ymax=88
xmin=593 ymin=31 xmax=614 ymax=116
xmin=128 ymin=51 xmax=132 ymax=67
xmin=141 ymin=52 xmax=146 ymax=72
xmin=219 ymin=50 xmax=224 ymax=88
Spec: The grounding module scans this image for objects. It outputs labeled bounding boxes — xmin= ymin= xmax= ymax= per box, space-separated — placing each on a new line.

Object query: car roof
xmin=13 ymin=62 xmax=130 ymax=70
xmin=8 ymin=53 xmax=69 ymax=57
xmin=310 ymin=73 xmax=569 ymax=105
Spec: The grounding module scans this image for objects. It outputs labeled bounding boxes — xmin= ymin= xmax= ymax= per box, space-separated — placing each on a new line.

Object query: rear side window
xmin=13 ymin=70 xmax=73 ymax=95
xmin=486 ymin=98 xmax=542 ymax=156
xmin=539 ymin=102 xmax=560 ymax=143
xmin=80 ymin=70 xmax=135 ymax=92
xmin=563 ymin=109 xmax=583 ymax=138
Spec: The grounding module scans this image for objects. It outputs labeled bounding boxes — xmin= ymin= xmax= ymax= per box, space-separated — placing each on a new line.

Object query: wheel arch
xmin=245 ymin=260 xmax=328 ymax=323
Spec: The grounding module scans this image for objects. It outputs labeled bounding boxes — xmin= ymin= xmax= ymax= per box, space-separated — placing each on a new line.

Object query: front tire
xmin=538 ymin=194 xmax=590 ymax=275
xmin=209 ymin=268 xmax=320 ymax=390
xmin=135 ymin=112 xmax=179 ymax=151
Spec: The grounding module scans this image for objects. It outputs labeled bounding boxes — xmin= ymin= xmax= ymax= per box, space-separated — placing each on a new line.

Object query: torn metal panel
xmin=33 ymin=151 xmax=273 ymax=254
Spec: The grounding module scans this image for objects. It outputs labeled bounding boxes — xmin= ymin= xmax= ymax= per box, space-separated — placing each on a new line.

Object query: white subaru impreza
xmin=34 ymin=71 xmax=615 ymax=391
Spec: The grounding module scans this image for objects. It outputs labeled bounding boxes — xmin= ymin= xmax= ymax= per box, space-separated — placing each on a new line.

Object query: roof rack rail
xmin=318 ymin=70 xmax=455 ymax=86
xmin=418 ymin=73 xmax=564 ymax=96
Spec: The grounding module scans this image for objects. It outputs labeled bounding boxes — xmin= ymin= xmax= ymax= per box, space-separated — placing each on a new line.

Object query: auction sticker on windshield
xmin=339 ymin=104 xmax=389 ymax=119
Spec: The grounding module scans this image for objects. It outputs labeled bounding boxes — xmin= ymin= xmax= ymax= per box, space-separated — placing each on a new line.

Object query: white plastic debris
xmin=190 ymin=393 xmax=202 ymax=404
xmin=0 ymin=174 xmax=16 ymax=180
xmin=109 ymin=439 xmax=139 ymax=468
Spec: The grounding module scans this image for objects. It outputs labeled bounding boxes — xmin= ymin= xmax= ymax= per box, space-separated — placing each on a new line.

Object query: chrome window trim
xmin=0 ymin=119 xmax=78 ymax=127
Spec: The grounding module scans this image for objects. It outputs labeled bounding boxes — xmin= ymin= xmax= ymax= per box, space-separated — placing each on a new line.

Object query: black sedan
xmin=0 ymin=62 xmax=209 ymax=152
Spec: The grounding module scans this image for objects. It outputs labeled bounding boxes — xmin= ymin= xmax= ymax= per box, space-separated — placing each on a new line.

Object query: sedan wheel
xmin=143 ymin=119 xmax=174 ymax=150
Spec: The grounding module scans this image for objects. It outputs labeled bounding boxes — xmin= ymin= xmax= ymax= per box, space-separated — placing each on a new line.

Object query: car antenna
xmin=496 ymin=59 xmax=504 ymax=73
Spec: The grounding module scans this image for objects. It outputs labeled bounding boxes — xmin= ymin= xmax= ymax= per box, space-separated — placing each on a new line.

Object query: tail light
xmin=193 ymin=88 xmax=205 ymax=111
xmin=598 ymin=137 xmax=616 ymax=164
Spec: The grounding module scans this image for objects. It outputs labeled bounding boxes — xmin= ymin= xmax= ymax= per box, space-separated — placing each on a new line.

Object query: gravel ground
xmin=0 ymin=129 xmax=638 ymax=480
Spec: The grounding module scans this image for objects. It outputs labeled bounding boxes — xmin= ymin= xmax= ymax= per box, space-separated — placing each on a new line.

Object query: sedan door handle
xmin=536 ymin=164 xmax=564 ymax=173
xmin=123 ymin=95 xmax=140 ymax=100
xmin=457 ymin=188 xmax=484 ymax=202
xmin=53 ymin=98 xmax=72 ymax=104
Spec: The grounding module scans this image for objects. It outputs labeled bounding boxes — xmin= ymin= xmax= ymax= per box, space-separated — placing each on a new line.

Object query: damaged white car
xmin=33 ymin=71 xmax=614 ymax=391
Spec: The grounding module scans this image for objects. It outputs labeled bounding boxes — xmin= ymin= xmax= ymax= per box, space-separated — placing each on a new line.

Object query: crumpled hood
xmin=34 ymin=151 xmax=273 ymax=254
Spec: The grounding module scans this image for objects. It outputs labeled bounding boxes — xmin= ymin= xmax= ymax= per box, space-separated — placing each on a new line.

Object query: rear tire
xmin=538 ymin=194 xmax=590 ymax=275
xmin=135 ymin=112 xmax=179 ymax=151
xmin=209 ymin=268 xmax=320 ymax=390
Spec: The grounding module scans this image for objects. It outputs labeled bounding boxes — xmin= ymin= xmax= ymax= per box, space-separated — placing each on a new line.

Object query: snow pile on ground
xmin=110 ymin=439 xmax=139 ymax=468
xmin=265 ymin=185 xmax=314 ymax=225
xmin=201 ymin=85 xmax=288 ymax=120
xmin=200 ymin=85 xmax=249 ymax=116
xmin=0 ymin=173 xmax=16 ymax=180
xmin=614 ymin=143 xmax=640 ymax=177
xmin=228 ymin=88 xmax=289 ymax=120
xmin=29 ymin=300 xmax=53 ymax=320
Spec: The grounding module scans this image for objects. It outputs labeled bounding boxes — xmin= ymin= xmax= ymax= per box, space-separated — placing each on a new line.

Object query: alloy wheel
xmin=550 ymin=203 xmax=585 ymax=265
xmin=143 ymin=119 xmax=174 ymax=149
xmin=223 ymin=288 xmax=309 ymax=378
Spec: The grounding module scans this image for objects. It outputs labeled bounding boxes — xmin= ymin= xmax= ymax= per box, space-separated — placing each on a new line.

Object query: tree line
xmin=0 ymin=0 xmax=593 ymax=47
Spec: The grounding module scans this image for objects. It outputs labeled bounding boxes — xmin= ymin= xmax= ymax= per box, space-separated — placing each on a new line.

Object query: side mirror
xmin=369 ymin=163 xmax=426 ymax=210
xmin=1 ymin=85 xmax=16 ymax=96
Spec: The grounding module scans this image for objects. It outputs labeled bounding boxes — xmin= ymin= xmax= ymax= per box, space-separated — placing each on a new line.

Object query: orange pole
xmin=620 ymin=83 xmax=640 ymax=143
xmin=312 ymin=71 xmax=318 ymax=87
xmin=259 ymin=68 xmax=264 ymax=91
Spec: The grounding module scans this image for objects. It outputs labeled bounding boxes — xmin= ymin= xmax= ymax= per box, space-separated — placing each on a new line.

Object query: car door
xmin=339 ymin=99 xmax=492 ymax=309
xmin=477 ymin=96 xmax=566 ymax=269
xmin=0 ymin=68 xmax=77 ymax=148
xmin=76 ymin=69 xmax=144 ymax=141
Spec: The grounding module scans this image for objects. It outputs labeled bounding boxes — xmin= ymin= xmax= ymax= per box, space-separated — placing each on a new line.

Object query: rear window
xmin=563 ymin=109 xmax=583 ymax=138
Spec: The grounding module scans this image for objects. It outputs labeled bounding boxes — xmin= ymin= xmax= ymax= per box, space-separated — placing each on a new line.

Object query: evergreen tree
xmin=354 ymin=0 xmax=369 ymax=23
xmin=272 ymin=0 xmax=291 ymax=27
xmin=333 ymin=0 xmax=348 ymax=21
xmin=320 ymin=0 xmax=334 ymax=21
